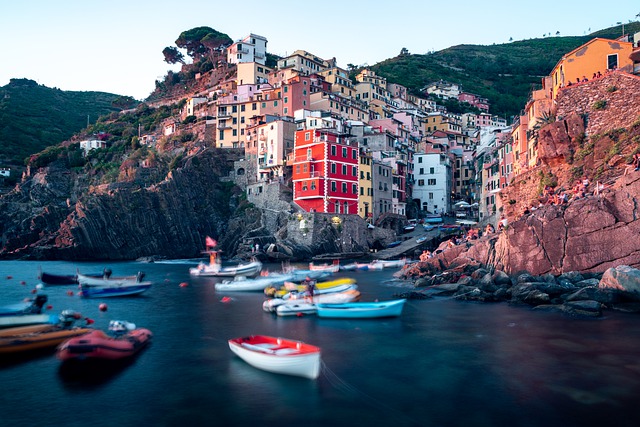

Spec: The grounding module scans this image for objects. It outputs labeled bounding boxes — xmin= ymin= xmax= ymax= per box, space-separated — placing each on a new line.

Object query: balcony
xmin=291 ymin=155 xmax=316 ymax=164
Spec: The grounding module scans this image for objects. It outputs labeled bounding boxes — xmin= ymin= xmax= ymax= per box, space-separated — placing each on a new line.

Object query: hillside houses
xmin=147 ymin=31 xmax=640 ymax=227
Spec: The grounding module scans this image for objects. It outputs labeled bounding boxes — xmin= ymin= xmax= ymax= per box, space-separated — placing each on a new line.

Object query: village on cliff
xmin=70 ymin=31 xmax=639 ymax=236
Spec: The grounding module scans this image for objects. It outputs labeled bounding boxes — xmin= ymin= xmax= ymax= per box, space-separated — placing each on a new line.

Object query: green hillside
xmin=370 ymin=23 xmax=640 ymax=119
xmin=0 ymin=78 xmax=132 ymax=166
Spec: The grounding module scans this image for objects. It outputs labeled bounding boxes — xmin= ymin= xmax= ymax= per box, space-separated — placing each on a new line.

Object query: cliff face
xmin=0 ymin=149 xmax=242 ymax=260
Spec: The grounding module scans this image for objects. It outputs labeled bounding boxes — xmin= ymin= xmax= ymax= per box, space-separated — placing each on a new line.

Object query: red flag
xmin=205 ymin=236 xmax=217 ymax=248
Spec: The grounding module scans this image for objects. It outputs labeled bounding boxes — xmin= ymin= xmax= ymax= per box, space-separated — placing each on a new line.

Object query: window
xmin=418 ymin=157 xmax=422 ymax=163
xmin=352 ymin=166 xmax=357 ymax=176
xmin=607 ymin=54 xmax=618 ymax=70
xmin=232 ymin=106 xmax=237 ymax=113
xmin=219 ymin=130 xmax=224 ymax=140
xmin=305 ymin=132 xmax=311 ymax=141
xmin=342 ymin=165 xmax=347 ymax=175
xmin=232 ymin=129 xmax=237 ymax=136
xmin=284 ymin=97 xmax=288 ymax=104
xmin=232 ymin=118 xmax=237 ymax=125
xmin=296 ymin=165 xmax=300 ymax=174
xmin=430 ymin=167 xmax=435 ymax=174
xmin=331 ymin=182 xmax=337 ymax=191
xmin=331 ymin=145 xmax=337 ymax=156
xmin=302 ymin=182 xmax=307 ymax=191
xmin=331 ymin=163 xmax=336 ymax=173
xmin=352 ymin=149 xmax=357 ymax=159
xmin=360 ymin=171 xmax=364 ymax=179
xmin=311 ymin=181 xmax=316 ymax=190
xmin=352 ymin=184 xmax=357 ymax=194
xmin=241 ymin=105 xmax=245 ymax=112
xmin=342 ymin=147 xmax=347 ymax=157
xmin=303 ymin=164 xmax=308 ymax=173
xmin=342 ymin=182 xmax=347 ymax=193
xmin=428 ymin=179 xmax=436 ymax=185
xmin=252 ymin=103 xmax=257 ymax=111
xmin=419 ymin=168 xmax=424 ymax=174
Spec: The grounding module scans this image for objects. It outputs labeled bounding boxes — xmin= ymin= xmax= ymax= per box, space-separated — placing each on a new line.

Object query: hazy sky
xmin=1 ymin=1 xmax=638 ymax=100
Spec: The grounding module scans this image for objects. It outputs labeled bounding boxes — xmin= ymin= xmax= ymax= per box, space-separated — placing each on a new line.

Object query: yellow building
xmin=549 ymin=38 xmax=634 ymax=99
xmin=358 ymin=149 xmax=374 ymax=221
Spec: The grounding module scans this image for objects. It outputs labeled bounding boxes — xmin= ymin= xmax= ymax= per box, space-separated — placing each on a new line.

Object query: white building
xmin=227 ymin=34 xmax=268 ymax=66
xmin=79 ymin=139 xmax=106 ymax=156
xmin=412 ymin=152 xmax=452 ymax=215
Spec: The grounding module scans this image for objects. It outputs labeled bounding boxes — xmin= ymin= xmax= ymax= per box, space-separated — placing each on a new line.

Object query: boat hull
xmin=276 ymin=302 xmax=317 ymax=316
xmin=0 ymin=314 xmax=58 ymax=329
xmin=228 ymin=335 xmax=321 ymax=380
xmin=215 ymin=273 xmax=293 ymax=292
xmin=263 ymin=289 xmax=361 ymax=313
xmin=80 ymin=283 xmax=151 ymax=298
xmin=316 ymin=299 xmax=406 ymax=319
xmin=189 ymin=261 xmax=262 ymax=278
xmin=77 ymin=272 xmax=141 ymax=286
xmin=57 ymin=328 xmax=152 ymax=361
xmin=0 ymin=325 xmax=92 ymax=354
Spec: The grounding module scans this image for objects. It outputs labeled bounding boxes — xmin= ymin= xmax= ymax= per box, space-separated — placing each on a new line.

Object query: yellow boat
xmin=0 ymin=311 xmax=93 ymax=355
xmin=265 ymin=277 xmax=356 ymax=298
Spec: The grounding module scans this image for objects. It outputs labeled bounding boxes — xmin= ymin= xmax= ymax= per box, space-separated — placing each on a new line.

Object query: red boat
xmin=57 ymin=321 xmax=152 ymax=361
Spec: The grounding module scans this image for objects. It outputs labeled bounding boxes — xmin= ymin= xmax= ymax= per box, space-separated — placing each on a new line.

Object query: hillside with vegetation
xmin=0 ymin=78 xmax=136 ymax=169
xmin=370 ymin=23 xmax=640 ymax=119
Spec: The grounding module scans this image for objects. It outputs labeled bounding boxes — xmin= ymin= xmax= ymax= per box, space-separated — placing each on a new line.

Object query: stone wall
xmin=556 ymin=71 xmax=640 ymax=137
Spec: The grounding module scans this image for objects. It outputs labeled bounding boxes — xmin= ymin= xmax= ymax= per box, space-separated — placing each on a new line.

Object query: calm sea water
xmin=1 ymin=259 xmax=640 ymax=427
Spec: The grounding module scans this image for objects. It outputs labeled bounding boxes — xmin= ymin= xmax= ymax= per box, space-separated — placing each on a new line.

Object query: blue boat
xmin=315 ymin=299 xmax=406 ymax=319
xmin=424 ymin=214 xmax=443 ymax=224
xmin=80 ymin=282 xmax=152 ymax=298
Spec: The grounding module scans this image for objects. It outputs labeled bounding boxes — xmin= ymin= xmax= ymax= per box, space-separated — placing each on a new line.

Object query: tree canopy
xmin=174 ymin=27 xmax=232 ymax=61
xmin=162 ymin=46 xmax=185 ymax=64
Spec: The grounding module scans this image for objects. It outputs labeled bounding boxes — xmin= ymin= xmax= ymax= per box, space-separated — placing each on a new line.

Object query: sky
xmin=1 ymin=1 xmax=638 ymax=100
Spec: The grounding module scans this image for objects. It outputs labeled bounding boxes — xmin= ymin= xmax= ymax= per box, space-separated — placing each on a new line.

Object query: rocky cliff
xmin=0 ymin=149 xmax=244 ymax=260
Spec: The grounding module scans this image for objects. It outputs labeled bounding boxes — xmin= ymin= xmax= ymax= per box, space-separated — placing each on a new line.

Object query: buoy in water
xmin=221 ymin=296 xmax=232 ymax=303
xmin=296 ymin=312 xmax=304 ymax=317
xmin=85 ymin=317 xmax=95 ymax=325
xmin=20 ymin=280 xmax=26 ymax=285
xmin=66 ymin=290 xmax=74 ymax=296
xmin=30 ymin=289 xmax=37 ymax=294
xmin=179 ymin=282 xmax=188 ymax=288
xmin=6 ymin=275 xmax=12 ymax=279
xmin=99 ymin=303 xmax=108 ymax=312
xmin=46 ymin=305 xmax=53 ymax=310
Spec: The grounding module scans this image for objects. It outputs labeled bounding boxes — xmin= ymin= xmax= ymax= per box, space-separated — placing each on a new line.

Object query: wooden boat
xmin=263 ymin=289 xmax=361 ymax=313
xmin=228 ymin=335 xmax=321 ymax=379
xmin=265 ymin=277 xmax=356 ymax=298
xmin=308 ymin=261 xmax=340 ymax=273
xmin=0 ymin=311 xmax=92 ymax=354
xmin=215 ymin=273 xmax=293 ymax=292
xmin=57 ymin=320 xmax=152 ymax=361
xmin=77 ymin=271 xmax=145 ymax=286
xmin=189 ymin=250 xmax=262 ymax=278
xmin=80 ymin=282 xmax=152 ymax=298
xmin=316 ymin=299 xmax=407 ymax=319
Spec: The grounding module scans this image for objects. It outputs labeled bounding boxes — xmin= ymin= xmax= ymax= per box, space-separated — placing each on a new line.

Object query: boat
xmin=385 ymin=240 xmax=402 ymax=249
xmin=370 ymin=258 xmax=407 ymax=269
xmin=289 ymin=269 xmax=333 ymax=282
xmin=265 ymin=277 xmax=356 ymax=298
xmin=308 ymin=261 xmax=340 ymax=273
xmin=0 ymin=294 xmax=48 ymax=316
xmin=189 ymin=249 xmax=262 ymax=278
xmin=215 ymin=273 xmax=293 ymax=292
xmin=262 ymin=289 xmax=361 ymax=313
xmin=416 ymin=236 xmax=428 ymax=244
xmin=57 ymin=320 xmax=152 ymax=361
xmin=79 ymin=282 xmax=152 ymax=298
xmin=425 ymin=214 xmax=443 ymax=224
xmin=76 ymin=270 xmax=145 ymax=286
xmin=228 ymin=335 xmax=321 ymax=379
xmin=0 ymin=310 xmax=92 ymax=355
xmin=316 ymin=299 xmax=407 ymax=319
xmin=38 ymin=269 xmax=103 ymax=286
xmin=423 ymin=224 xmax=435 ymax=231
xmin=276 ymin=302 xmax=318 ymax=317
xmin=403 ymin=224 xmax=416 ymax=233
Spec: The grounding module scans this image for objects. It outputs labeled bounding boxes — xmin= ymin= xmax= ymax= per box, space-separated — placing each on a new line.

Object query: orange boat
xmin=0 ymin=311 xmax=92 ymax=355
xmin=57 ymin=320 xmax=152 ymax=361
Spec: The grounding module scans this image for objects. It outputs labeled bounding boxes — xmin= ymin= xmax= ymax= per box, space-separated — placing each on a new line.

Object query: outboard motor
xmin=103 ymin=268 xmax=112 ymax=279
xmin=29 ymin=294 xmax=48 ymax=314
xmin=136 ymin=271 xmax=145 ymax=282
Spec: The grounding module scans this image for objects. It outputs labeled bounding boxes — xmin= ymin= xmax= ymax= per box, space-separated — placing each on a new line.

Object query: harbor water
xmin=1 ymin=260 xmax=640 ymax=427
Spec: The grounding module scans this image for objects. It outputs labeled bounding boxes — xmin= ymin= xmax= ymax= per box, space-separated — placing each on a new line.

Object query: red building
xmin=291 ymin=127 xmax=359 ymax=214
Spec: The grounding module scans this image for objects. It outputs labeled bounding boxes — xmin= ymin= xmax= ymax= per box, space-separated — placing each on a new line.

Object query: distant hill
xmin=0 ymin=78 xmax=132 ymax=166
xmin=370 ymin=23 xmax=640 ymax=119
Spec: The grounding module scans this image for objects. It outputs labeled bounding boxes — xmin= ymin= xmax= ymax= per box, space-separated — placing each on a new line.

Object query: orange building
xmin=291 ymin=127 xmax=359 ymax=214
xmin=549 ymin=37 xmax=634 ymax=99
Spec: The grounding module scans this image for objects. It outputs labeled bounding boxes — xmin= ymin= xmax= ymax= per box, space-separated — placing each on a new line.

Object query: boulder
xmin=599 ymin=265 xmax=640 ymax=297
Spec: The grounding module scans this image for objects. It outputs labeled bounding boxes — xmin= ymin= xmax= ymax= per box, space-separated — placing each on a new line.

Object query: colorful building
xmin=291 ymin=119 xmax=359 ymax=214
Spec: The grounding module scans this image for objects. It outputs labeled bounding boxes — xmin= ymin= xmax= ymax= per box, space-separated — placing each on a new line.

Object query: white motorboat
xmin=215 ymin=273 xmax=293 ymax=292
